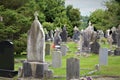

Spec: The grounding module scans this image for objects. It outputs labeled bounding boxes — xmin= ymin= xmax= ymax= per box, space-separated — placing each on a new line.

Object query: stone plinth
xmin=23 ymin=61 xmax=48 ymax=78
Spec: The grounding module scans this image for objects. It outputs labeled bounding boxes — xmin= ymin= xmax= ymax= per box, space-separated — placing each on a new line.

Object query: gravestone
xmin=0 ymin=41 xmax=18 ymax=78
xmin=54 ymin=28 xmax=62 ymax=46
xmin=90 ymin=41 xmax=100 ymax=54
xmin=99 ymin=48 xmax=108 ymax=65
xmin=66 ymin=58 xmax=80 ymax=80
xmin=52 ymin=51 xmax=62 ymax=68
xmin=72 ymin=26 xmax=80 ymax=42
xmin=60 ymin=25 xmax=68 ymax=42
xmin=45 ymin=43 xmax=50 ymax=55
xmin=60 ymin=44 xmax=68 ymax=56
xmin=117 ymin=25 xmax=120 ymax=47
xmin=21 ymin=12 xmax=52 ymax=79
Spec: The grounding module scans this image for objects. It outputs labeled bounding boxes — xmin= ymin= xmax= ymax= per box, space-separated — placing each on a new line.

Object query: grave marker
xmin=99 ymin=48 xmax=108 ymax=65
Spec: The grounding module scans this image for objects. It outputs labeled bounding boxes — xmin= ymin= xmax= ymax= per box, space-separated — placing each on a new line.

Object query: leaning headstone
xmin=60 ymin=44 xmax=68 ymax=56
xmin=0 ymin=41 xmax=18 ymax=78
xmin=52 ymin=51 xmax=62 ymax=68
xmin=66 ymin=58 xmax=80 ymax=80
xmin=45 ymin=43 xmax=50 ymax=55
xmin=99 ymin=48 xmax=108 ymax=65
xmin=90 ymin=41 xmax=100 ymax=54
xmin=21 ymin=12 xmax=52 ymax=79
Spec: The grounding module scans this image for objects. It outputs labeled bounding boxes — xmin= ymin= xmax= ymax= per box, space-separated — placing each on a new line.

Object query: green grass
xmin=15 ymin=42 xmax=120 ymax=79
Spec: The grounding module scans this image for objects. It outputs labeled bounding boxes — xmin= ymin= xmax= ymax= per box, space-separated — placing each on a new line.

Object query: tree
xmin=66 ymin=5 xmax=81 ymax=27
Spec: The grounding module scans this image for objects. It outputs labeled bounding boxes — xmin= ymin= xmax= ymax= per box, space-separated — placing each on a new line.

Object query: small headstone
xmin=60 ymin=44 xmax=68 ymax=56
xmin=90 ymin=41 xmax=100 ymax=54
xmin=114 ymin=48 xmax=120 ymax=55
xmin=99 ymin=48 xmax=108 ymax=65
xmin=52 ymin=51 xmax=62 ymax=68
xmin=45 ymin=43 xmax=50 ymax=55
xmin=0 ymin=41 xmax=18 ymax=78
xmin=66 ymin=58 xmax=80 ymax=80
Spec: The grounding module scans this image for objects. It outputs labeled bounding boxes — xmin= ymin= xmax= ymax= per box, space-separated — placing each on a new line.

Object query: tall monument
xmin=20 ymin=12 xmax=52 ymax=79
xmin=27 ymin=12 xmax=45 ymax=62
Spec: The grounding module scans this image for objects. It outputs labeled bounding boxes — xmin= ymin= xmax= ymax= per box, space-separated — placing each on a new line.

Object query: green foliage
xmin=0 ymin=0 xmax=82 ymax=53
xmin=90 ymin=0 xmax=120 ymax=31
xmin=66 ymin=5 xmax=81 ymax=27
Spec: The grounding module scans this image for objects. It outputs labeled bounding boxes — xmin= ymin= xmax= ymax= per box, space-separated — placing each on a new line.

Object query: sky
xmin=65 ymin=0 xmax=108 ymax=16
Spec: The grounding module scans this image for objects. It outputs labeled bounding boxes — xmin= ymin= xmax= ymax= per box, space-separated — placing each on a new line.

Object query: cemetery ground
xmin=14 ymin=42 xmax=120 ymax=80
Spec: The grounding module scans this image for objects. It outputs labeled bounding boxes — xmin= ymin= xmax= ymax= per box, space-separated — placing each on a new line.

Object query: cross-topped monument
xmin=27 ymin=11 xmax=45 ymax=62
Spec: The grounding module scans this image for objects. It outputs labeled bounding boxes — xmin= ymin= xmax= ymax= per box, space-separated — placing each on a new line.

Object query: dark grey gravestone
xmin=45 ymin=43 xmax=50 ymax=55
xmin=66 ymin=58 xmax=80 ymax=80
xmin=60 ymin=44 xmax=68 ymax=56
xmin=114 ymin=48 xmax=120 ymax=55
xmin=52 ymin=51 xmax=62 ymax=68
xmin=112 ymin=31 xmax=117 ymax=45
xmin=99 ymin=48 xmax=108 ymax=65
xmin=0 ymin=41 xmax=18 ymax=78
xmin=117 ymin=27 xmax=120 ymax=47
xmin=60 ymin=26 xmax=68 ymax=42
xmin=90 ymin=41 xmax=100 ymax=54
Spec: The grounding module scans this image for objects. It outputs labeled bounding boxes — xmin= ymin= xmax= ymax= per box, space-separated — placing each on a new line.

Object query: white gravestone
xmin=99 ymin=48 xmax=108 ymax=65
xmin=27 ymin=12 xmax=45 ymax=62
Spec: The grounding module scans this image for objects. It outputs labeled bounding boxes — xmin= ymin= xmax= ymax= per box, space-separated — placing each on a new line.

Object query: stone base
xmin=0 ymin=69 xmax=18 ymax=78
xmin=22 ymin=61 xmax=50 ymax=79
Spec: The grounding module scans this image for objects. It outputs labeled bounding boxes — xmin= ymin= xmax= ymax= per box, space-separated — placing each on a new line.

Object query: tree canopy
xmin=0 ymin=0 xmax=81 ymax=54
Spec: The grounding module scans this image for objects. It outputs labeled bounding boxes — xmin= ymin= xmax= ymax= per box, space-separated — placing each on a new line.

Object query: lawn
xmin=15 ymin=42 xmax=120 ymax=79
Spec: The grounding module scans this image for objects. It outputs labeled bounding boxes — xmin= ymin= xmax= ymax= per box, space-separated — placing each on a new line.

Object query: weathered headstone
xmin=66 ymin=58 xmax=80 ymax=80
xmin=0 ymin=41 xmax=18 ymax=78
xmin=45 ymin=43 xmax=50 ymax=55
xmin=90 ymin=41 xmax=100 ymax=54
xmin=21 ymin=12 xmax=52 ymax=79
xmin=52 ymin=51 xmax=62 ymax=68
xmin=60 ymin=44 xmax=68 ymax=56
xmin=99 ymin=48 xmax=108 ymax=65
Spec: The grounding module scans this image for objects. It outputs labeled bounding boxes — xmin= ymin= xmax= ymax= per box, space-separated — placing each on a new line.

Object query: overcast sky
xmin=65 ymin=0 xmax=108 ymax=16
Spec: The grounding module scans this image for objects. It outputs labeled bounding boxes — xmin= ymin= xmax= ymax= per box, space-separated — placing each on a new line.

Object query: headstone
xmin=114 ymin=48 xmax=120 ymax=55
xmin=27 ymin=11 xmax=45 ymax=62
xmin=60 ymin=25 xmax=68 ymax=42
xmin=72 ymin=26 xmax=80 ymax=42
xmin=54 ymin=28 xmax=62 ymax=46
xmin=66 ymin=58 xmax=80 ymax=80
xmin=21 ymin=12 xmax=52 ymax=79
xmin=117 ymin=25 xmax=120 ymax=47
xmin=52 ymin=51 xmax=62 ymax=68
xmin=60 ymin=44 xmax=68 ymax=56
xmin=0 ymin=41 xmax=18 ymax=78
xmin=90 ymin=41 xmax=100 ymax=54
xmin=45 ymin=43 xmax=50 ymax=55
xmin=99 ymin=48 xmax=108 ymax=65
